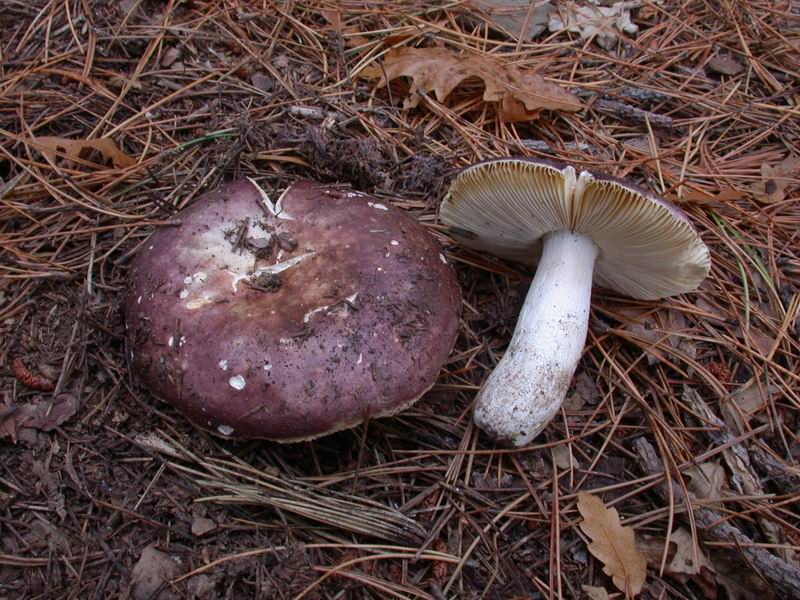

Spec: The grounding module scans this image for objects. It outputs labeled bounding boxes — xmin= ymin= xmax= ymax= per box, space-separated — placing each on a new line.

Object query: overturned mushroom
xmin=441 ymin=158 xmax=710 ymax=446
xmin=126 ymin=179 xmax=461 ymax=441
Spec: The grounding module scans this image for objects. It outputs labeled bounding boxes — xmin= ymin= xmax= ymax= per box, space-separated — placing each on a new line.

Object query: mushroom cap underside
xmin=126 ymin=180 xmax=461 ymax=441
xmin=441 ymin=158 xmax=710 ymax=300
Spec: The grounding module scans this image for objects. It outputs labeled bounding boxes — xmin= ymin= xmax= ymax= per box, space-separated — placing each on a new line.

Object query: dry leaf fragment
xmin=160 ymin=46 xmax=181 ymax=68
xmin=34 ymin=136 xmax=136 ymax=169
xmin=577 ymin=492 xmax=647 ymax=597
xmin=131 ymin=546 xmax=180 ymax=600
xmin=552 ymin=444 xmax=578 ymax=470
xmin=360 ymin=47 xmax=581 ymax=122
xmin=707 ymin=54 xmax=744 ymax=76
xmin=548 ymin=1 xmax=639 ymax=50
xmin=471 ymin=0 xmax=553 ymax=41
xmin=684 ymin=462 xmax=726 ymax=500
xmin=637 ymin=528 xmax=717 ymax=597
xmin=710 ymin=551 xmax=775 ymax=600
xmin=320 ymin=7 xmax=369 ymax=47
xmin=730 ymin=382 xmax=779 ymax=418
xmin=0 ymin=394 xmax=78 ymax=443
xmin=191 ymin=515 xmax=216 ymax=536
xmin=751 ymin=154 xmax=800 ymax=203
xmin=664 ymin=527 xmax=713 ymax=576
xmin=582 ymin=585 xmax=612 ymax=600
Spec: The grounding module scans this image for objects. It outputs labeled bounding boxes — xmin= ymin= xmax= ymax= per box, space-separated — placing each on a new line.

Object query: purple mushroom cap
xmin=125 ymin=180 xmax=461 ymax=441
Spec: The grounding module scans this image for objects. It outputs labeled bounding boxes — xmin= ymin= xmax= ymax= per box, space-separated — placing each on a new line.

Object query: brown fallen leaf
xmin=360 ymin=47 xmax=581 ymax=122
xmin=751 ymin=154 xmax=800 ymax=203
xmin=191 ymin=515 xmax=216 ymax=536
xmin=707 ymin=54 xmax=744 ymax=76
xmin=582 ymin=585 xmax=612 ymax=600
xmin=548 ymin=1 xmax=639 ymax=50
xmin=577 ymin=492 xmax=647 ymax=597
xmin=34 ymin=136 xmax=136 ymax=169
xmin=0 ymin=393 xmax=78 ymax=443
xmin=131 ymin=546 xmax=181 ymax=600
xmin=320 ymin=7 xmax=369 ymax=48
xmin=471 ymin=0 xmax=553 ymax=41
xmin=552 ymin=444 xmax=578 ymax=470
xmin=664 ymin=527 xmax=714 ymax=577
xmin=727 ymin=381 xmax=779 ymax=426
xmin=684 ymin=462 xmax=726 ymax=501
xmin=710 ymin=551 xmax=775 ymax=600
xmin=637 ymin=528 xmax=717 ymax=598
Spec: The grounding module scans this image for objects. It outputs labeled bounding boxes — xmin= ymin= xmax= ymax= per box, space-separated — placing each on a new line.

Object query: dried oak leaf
xmin=636 ymin=528 xmax=717 ymax=598
xmin=751 ymin=154 xmax=800 ymax=203
xmin=34 ymin=136 xmax=136 ymax=169
xmin=578 ymin=492 xmax=647 ymax=597
xmin=471 ymin=0 xmax=553 ymax=42
xmin=360 ymin=47 xmax=581 ymax=122
xmin=548 ymin=1 xmax=639 ymax=50
xmin=320 ymin=7 xmax=369 ymax=47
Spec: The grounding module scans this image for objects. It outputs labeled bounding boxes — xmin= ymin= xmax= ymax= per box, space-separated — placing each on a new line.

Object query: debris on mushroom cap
xmin=441 ymin=157 xmax=710 ymax=300
xmin=125 ymin=180 xmax=461 ymax=442
xmin=440 ymin=157 xmax=710 ymax=447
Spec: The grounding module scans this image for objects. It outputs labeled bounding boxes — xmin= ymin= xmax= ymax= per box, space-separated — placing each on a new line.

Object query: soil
xmin=1 ymin=1 xmax=799 ymax=599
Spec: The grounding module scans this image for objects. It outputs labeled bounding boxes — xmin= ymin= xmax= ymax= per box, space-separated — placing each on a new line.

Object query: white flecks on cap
xmin=302 ymin=292 xmax=359 ymax=323
xmin=179 ymin=289 xmax=189 ymax=299
xmin=186 ymin=294 xmax=213 ymax=310
xmin=184 ymin=276 xmax=193 ymax=285
xmin=246 ymin=177 xmax=294 ymax=220
xmin=303 ymin=305 xmax=328 ymax=323
xmin=218 ymin=359 xmax=228 ymax=370
xmin=193 ymin=271 xmax=208 ymax=283
xmin=357 ymin=353 xmax=363 ymax=365
xmin=179 ymin=336 xmax=186 ymax=346
xmin=263 ymin=363 xmax=272 ymax=371
xmin=217 ymin=424 xmax=234 ymax=436
xmin=230 ymin=252 xmax=316 ymax=292
xmin=367 ymin=202 xmax=389 ymax=210
xmin=229 ymin=375 xmax=246 ymax=390
xmin=390 ymin=240 xmax=400 ymax=246
xmin=168 ymin=336 xmax=174 ymax=347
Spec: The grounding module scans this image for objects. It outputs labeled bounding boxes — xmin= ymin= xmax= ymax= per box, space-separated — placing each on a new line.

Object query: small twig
xmin=634 ymin=437 xmax=800 ymax=598
xmin=686 ymin=388 xmax=796 ymax=564
xmin=593 ymin=98 xmax=676 ymax=129
xmin=749 ymin=445 xmax=800 ymax=496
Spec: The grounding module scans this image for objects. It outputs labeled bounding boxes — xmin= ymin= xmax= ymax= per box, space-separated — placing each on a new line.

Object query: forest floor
xmin=1 ymin=1 xmax=799 ymax=599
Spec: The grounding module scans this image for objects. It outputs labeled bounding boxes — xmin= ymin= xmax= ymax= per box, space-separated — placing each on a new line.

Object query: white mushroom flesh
xmin=473 ymin=229 xmax=597 ymax=446
xmin=441 ymin=159 xmax=710 ymax=446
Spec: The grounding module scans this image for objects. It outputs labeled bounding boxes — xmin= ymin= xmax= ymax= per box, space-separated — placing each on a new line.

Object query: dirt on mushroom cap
xmin=125 ymin=180 xmax=461 ymax=441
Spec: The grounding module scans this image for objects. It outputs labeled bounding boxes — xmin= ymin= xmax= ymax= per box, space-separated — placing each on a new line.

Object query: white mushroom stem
xmin=474 ymin=229 xmax=598 ymax=447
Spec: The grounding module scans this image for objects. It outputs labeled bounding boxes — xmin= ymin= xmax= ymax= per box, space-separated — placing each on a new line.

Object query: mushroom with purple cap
xmin=125 ymin=179 xmax=461 ymax=442
xmin=440 ymin=158 xmax=710 ymax=447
